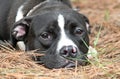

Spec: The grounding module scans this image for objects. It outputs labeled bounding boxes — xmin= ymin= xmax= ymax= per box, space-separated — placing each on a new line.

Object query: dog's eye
xmin=40 ymin=32 xmax=51 ymax=40
xmin=74 ymin=28 xmax=84 ymax=35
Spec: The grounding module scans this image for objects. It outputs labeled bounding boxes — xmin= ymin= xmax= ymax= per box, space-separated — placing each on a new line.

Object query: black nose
xmin=60 ymin=46 xmax=78 ymax=58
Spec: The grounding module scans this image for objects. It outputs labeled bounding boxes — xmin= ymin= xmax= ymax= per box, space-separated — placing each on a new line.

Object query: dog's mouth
xmin=62 ymin=61 xmax=76 ymax=68
xmin=62 ymin=60 xmax=89 ymax=68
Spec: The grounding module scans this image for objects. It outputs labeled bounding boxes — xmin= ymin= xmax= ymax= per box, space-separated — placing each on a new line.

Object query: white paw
xmin=17 ymin=41 xmax=25 ymax=51
xmin=87 ymin=46 xmax=98 ymax=59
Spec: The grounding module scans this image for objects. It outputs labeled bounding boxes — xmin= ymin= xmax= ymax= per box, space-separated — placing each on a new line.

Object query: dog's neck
xmin=26 ymin=0 xmax=49 ymax=16
xmin=26 ymin=1 xmax=71 ymax=16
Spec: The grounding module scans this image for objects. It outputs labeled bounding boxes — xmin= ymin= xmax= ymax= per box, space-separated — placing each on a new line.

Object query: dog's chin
xmin=33 ymin=55 xmax=89 ymax=69
xmin=44 ymin=59 xmax=89 ymax=69
xmin=62 ymin=60 xmax=89 ymax=68
xmin=44 ymin=60 xmax=76 ymax=69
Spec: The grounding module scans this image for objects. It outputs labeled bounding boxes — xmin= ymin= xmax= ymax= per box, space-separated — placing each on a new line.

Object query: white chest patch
xmin=57 ymin=14 xmax=77 ymax=52
xmin=15 ymin=5 xmax=24 ymax=22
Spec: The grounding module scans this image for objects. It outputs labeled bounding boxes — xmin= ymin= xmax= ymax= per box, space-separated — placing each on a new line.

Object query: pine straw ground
xmin=0 ymin=0 xmax=120 ymax=79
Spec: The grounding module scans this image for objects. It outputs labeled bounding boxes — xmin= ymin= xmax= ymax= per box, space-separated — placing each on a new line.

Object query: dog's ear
xmin=10 ymin=17 xmax=32 ymax=47
xmin=82 ymin=15 xmax=91 ymax=34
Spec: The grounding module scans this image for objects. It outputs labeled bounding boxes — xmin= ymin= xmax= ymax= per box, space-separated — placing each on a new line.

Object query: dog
xmin=0 ymin=0 xmax=90 ymax=69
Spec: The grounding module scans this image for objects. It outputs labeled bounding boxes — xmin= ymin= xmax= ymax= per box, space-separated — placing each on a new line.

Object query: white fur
xmin=57 ymin=14 xmax=77 ymax=52
xmin=15 ymin=5 xmax=24 ymax=22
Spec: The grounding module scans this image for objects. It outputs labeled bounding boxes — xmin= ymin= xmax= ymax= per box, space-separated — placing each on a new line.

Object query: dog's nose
xmin=60 ymin=46 xmax=77 ymax=58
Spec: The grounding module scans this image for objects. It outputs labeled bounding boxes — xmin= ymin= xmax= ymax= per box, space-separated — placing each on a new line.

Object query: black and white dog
xmin=0 ymin=0 xmax=90 ymax=68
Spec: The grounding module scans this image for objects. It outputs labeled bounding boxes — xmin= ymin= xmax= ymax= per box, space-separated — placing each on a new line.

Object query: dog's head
xmin=11 ymin=1 xmax=90 ymax=69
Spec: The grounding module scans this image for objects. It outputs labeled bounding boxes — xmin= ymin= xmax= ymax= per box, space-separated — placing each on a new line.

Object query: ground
xmin=0 ymin=0 xmax=120 ymax=79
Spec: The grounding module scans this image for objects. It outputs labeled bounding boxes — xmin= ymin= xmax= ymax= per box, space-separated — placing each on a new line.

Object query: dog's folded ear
xmin=82 ymin=15 xmax=91 ymax=34
xmin=10 ymin=17 xmax=32 ymax=47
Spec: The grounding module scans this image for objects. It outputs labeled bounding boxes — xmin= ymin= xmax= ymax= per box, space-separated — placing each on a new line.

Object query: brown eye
xmin=74 ymin=28 xmax=84 ymax=35
xmin=40 ymin=32 xmax=51 ymax=40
